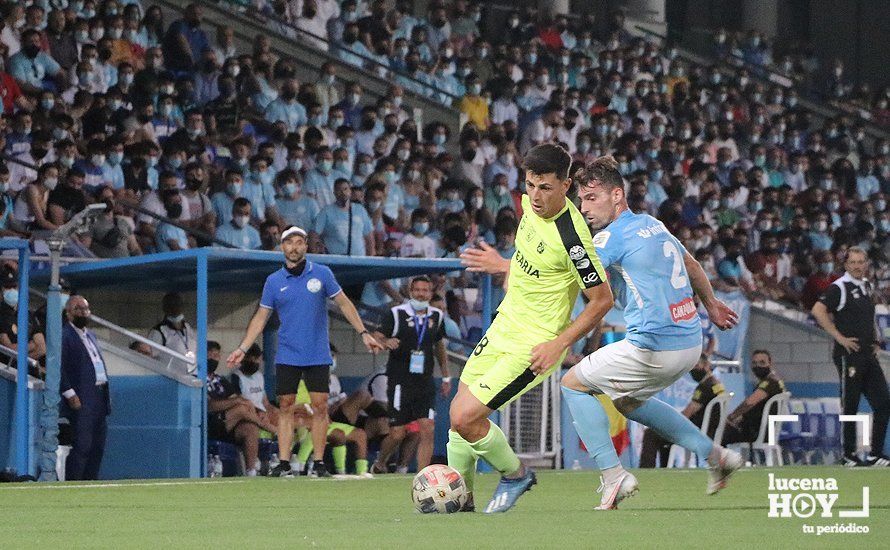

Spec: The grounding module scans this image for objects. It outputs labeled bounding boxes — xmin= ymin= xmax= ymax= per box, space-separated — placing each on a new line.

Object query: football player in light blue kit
xmin=561 ymin=156 xmax=743 ymax=509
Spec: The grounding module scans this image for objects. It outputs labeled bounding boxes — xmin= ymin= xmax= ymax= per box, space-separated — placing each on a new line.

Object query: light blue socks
xmin=561 ymin=387 xmax=621 ymax=469
xmin=625 ymin=398 xmax=714 ymax=458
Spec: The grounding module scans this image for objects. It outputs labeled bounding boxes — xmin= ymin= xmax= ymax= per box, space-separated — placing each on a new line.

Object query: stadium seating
xmin=749 ymin=391 xmax=791 ymax=466
xmin=666 ymin=391 xmax=732 ymax=468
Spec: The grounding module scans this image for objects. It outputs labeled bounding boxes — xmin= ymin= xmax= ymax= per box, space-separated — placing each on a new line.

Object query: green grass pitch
xmin=1 ymin=467 xmax=885 ymax=549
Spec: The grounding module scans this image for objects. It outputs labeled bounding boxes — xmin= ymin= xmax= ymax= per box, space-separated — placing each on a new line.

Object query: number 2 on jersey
xmin=663 ymin=241 xmax=688 ymax=290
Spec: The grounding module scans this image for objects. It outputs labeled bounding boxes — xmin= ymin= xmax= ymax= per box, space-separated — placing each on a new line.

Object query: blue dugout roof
xmin=30 ymin=249 xmax=465 ymax=292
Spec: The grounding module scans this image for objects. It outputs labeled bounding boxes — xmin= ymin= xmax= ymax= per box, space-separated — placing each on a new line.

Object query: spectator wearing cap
xmin=313 ymin=178 xmax=374 ymax=256
xmin=215 ymin=198 xmax=261 ymax=249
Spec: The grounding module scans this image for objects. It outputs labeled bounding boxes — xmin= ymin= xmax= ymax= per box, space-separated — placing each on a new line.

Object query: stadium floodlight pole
xmin=39 ymin=204 xmax=106 ymax=481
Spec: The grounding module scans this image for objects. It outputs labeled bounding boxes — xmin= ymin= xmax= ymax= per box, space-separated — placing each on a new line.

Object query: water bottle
xmin=208 ymin=455 xmax=218 ymax=478
xmin=214 ymin=455 xmax=224 ymax=478
xmin=571 ymin=459 xmax=582 ymax=471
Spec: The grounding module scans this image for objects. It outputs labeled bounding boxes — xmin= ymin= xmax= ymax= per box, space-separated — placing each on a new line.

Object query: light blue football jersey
xmin=593 ymin=210 xmax=702 ymax=351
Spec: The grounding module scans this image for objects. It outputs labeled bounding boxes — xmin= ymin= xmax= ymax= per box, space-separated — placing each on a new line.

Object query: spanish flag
xmin=578 ymin=395 xmax=630 ymax=456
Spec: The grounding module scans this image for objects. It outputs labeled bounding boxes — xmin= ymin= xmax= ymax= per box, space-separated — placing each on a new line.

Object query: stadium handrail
xmin=209 ymin=0 xmax=461 ymax=103
xmin=0 ymin=359 xmax=44 ymax=390
xmin=0 ymin=154 xmax=239 ymax=250
xmin=26 ymin=286 xmax=198 ymax=371
xmin=634 ymin=25 xmax=890 ymax=140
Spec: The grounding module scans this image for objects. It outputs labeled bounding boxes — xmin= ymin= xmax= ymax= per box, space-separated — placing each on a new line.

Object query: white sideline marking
xmin=0 ymin=479 xmax=246 ymax=490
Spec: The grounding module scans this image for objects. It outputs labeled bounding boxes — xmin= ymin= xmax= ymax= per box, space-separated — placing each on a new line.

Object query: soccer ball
xmin=411 ymin=464 xmax=468 ymax=514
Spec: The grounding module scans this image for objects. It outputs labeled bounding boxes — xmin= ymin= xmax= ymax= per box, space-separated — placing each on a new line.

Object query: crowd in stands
xmin=1 ymin=0 xmax=890 ymax=360
xmin=709 ymin=28 xmax=890 ymax=128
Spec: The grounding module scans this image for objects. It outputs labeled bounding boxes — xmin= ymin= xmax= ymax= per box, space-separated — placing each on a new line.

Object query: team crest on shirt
xmin=569 ymin=245 xmax=586 ymax=260
xmin=537 ymin=241 xmax=545 ymax=254
xmin=306 ymin=278 xmax=322 ymax=293
xmin=593 ymin=231 xmax=610 ymax=248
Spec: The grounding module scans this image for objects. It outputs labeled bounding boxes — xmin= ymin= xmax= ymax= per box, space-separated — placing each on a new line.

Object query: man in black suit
xmin=60 ymin=295 xmax=111 ymax=481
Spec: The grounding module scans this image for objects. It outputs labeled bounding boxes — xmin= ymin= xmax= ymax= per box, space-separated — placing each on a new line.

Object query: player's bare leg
xmin=396 ymin=431 xmax=420 ymax=473
xmin=307 ymin=392 xmax=331 ymax=477
xmin=269 ymin=394 xmax=297 ymax=476
xmin=416 ymin=418 xmax=435 ymax=470
xmin=372 ymin=425 xmax=406 ymax=473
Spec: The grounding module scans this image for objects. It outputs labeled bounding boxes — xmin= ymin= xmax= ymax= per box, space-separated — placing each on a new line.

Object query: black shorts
xmin=276 ymin=364 xmax=330 ymax=396
xmin=208 ymin=412 xmax=232 ymax=441
xmin=387 ymin=378 xmax=435 ymax=427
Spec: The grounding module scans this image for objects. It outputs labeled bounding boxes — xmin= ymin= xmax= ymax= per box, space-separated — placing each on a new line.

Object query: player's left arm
xmin=684 ymin=250 xmax=739 ymax=330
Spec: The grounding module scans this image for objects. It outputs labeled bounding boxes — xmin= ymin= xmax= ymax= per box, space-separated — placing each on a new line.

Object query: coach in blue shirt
xmin=226 ymin=225 xmax=383 ymax=477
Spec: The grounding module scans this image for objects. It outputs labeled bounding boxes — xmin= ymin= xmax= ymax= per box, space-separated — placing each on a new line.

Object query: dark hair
xmin=232 ymin=197 xmax=251 ymax=211
xmin=245 ymin=343 xmax=262 ymax=358
xmin=207 ymin=340 xmax=221 ymax=352
xmin=752 ymin=349 xmax=772 ymax=360
xmin=410 ymin=275 xmax=431 ymax=288
xmin=574 ymin=155 xmax=623 ymax=190
xmin=521 ymin=143 xmax=571 ymax=181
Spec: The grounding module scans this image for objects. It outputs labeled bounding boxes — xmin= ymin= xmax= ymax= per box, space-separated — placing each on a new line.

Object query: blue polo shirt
xmin=260 ymin=262 xmax=342 ymax=366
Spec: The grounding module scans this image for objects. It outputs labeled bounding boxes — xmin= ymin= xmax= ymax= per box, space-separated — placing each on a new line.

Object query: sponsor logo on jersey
xmin=582 ymin=272 xmax=600 ymax=284
xmin=575 ymin=258 xmax=591 ymax=269
xmin=669 ymin=296 xmax=697 ymax=322
xmin=569 ymin=245 xmax=586 ymax=260
xmin=636 ymin=223 xmax=668 ymax=239
xmin=514 ymin=250 xmax=540 ymax=278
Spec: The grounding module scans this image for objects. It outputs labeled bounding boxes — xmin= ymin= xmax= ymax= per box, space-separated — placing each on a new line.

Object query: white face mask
xmin=409 ymin=298 xmax=429 ymax=311
xmin=234 ymin=215 xmax=250 ymax=228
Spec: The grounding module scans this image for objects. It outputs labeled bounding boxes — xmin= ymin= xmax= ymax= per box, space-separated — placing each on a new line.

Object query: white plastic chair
xmin=667 ymin=391 xmax=733 ymax=468
xmin=751 ymin=391 xmax=792 ymax=466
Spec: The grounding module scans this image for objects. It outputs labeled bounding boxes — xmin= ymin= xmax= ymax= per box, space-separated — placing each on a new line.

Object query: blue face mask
xmin=169 ymin=157 xmax=183 ymax=169
xmin=413 ymin=222 xmax=429 ymax=235
xmin=289 ymin=159 xmax=303 ymax=172
xmin=385 ymin=171 xmax=397 ymax=184
xmin=433 ymin=134 xmax=447 ymax=146
xmin=820 ymin=262 xmax=834 ymax=273
xmin=3 ymin=289 xmax=18 ymax=309
xmin=334 ymin=160 xmax=350 ymax=174
xmin=256 ymin=170 xmax=274 ymax=185
xmin=319 ymin=160 xmax=333 ymax=173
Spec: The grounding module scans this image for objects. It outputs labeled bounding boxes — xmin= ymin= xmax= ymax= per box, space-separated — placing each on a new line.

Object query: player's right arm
xmin=227 ymin=306 xmax=272 ymax=368
xmin=529 ymin=282 xmax=613 ymax=373
xmin=684 ymin=250 xmax=739 ymax=330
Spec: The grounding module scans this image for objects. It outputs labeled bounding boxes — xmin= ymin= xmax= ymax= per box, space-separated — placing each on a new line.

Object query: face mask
xmin=169 ymin=157 xmax=183 ymax=169
xmin=288 ymin=158 xmax=303 ymax=172
xmin=328 ymin=117 xmax=344 ymax=129
xmin=3 ymin=289 xmax=17 ymax=308
xmin=470 ymin=84 xmax=482 ymax=95
xmin=76 ymin=30 xmax=89 ymax=43
xmin=758 ymin=220 xmax=772 ymax=231
xmin=256 ymin=170 xmax=273 ymax=185
xmin=43 ymin=176 xmax=59 ymax=190
xmin=284 ymin=183 xmax=299 ymax=196
xmin=385 ymin=171 xmax=397 ymax=184
xmin=207 ymin=358 xmax=219 ymax=374
xmin=234 ymin=215 xmax=250 ymax=228
xmin=227 ymin=182 xmax=242 ymax=196
xmin=752 ymin=366 xmax=770 ymax=379
xmin=413 ymin=222 xmax=429 ymax=235
xmin=350 ymin=93 xmax=361 ymax=105
xmin=91 ymin=154 xmax=106 ymax=166
xmin=433 ymin=134 xmax=447 ymax=146
xmin=110 ymin=28 xmax=123 ymax=40
xmin=815 ymin=221 xmax=828 ymax=232
xmin=319 ymin=160 xmax=333 ymax=173
xmin=167 ymin=314 xmax=185 ymax=324
xmin=882 ymin=220 xmax=890 ymax=232
xmin=409 ymin=298 xmax=429 ymax=311
xmin=367 ymin=200 xmax=382 ymax=211
xmin=109 ymin=152 xmax=124 ymax=165
xmin=397 ymin=149 xmax=411 ymax=161
xmin=690 ymin=369 xmax=707 ymax=382
xmin=471 ymin=196 xmax=484 ymax=209
xmin=876 ymin=200 xmax=886 ymax=211
xmin=72 ymin=315 xmax=90 ymax=329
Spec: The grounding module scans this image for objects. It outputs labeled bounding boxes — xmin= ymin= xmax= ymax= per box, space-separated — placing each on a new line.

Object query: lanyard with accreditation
xmin=409 ymin=310 xmax=429 ymax=375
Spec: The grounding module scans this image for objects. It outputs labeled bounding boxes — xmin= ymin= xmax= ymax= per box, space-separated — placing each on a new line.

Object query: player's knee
xmin=560 ymin=368 xmax=587 ymax=392
xmin=614 ymin=397 xmax=643 ymax=415
xmin=311 ymin=400 xmax=328 ymax=417
xmin=328 ymin=431 xmax=345 ymax=445
xmin=450 ymin=409 xmax=480 ymax=437
xmin=279 ymin=395 xmax=296 ymax=412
